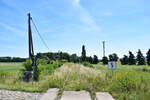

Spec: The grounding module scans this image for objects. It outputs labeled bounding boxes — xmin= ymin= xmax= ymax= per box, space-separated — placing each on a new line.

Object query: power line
xmin=31 ymin=18 xmax=50 ymax=51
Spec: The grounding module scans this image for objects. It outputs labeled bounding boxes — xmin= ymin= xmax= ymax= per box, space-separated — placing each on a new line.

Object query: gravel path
xmin=0 ymin=90 xmax=44 ymax=100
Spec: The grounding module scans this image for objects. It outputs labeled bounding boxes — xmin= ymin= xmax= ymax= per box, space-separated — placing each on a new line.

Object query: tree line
xmin=102 ymin=49 xmax=150 ymax=66
xmin=1 ymin=45 xmax=150 ymax=66
xmin=0 ymin=57 xmax=26 ymax=62
xmin=36 ymin=45 xmax=99 ymax=64
xmin=119 ymin=49 xmax=150 ymax=65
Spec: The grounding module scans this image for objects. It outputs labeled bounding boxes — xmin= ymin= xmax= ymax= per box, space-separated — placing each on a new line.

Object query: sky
xmin=0 ymin=0 xmax=150 ymax=58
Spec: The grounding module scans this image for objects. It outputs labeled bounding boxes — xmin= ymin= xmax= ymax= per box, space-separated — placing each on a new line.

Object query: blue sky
xmin=0 ymin=0 xmax=150 ymax=58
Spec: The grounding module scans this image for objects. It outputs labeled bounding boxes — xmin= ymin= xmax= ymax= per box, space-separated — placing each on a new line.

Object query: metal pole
xmin=102 ymin=41 xmax=105 ymax=57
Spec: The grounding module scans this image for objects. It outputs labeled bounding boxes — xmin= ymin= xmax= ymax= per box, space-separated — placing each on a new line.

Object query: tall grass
xmin=0 ymin=62 xmax=150 ymax=100
xmin=45 ymin=63 xmax=150 ymax=100
xmin=0 ymin=61 xmax=63 ymax=92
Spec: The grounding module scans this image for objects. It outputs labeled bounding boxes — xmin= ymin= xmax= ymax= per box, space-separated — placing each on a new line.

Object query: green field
xmin=0 ymin=63 xmax=23 ymax=70
xmin=0 ymin=62 xmax=43 ymax=92
xmin=0 ymin=62 xmax=150 ymax=100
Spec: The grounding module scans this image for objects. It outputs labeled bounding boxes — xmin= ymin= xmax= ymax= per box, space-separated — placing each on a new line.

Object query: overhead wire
xmin=31 ymin=17 xmax=50 ymax=51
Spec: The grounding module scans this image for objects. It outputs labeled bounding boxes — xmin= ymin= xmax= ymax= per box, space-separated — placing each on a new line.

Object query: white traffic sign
xmin=108 ymin=61 xmax=116 ymax=70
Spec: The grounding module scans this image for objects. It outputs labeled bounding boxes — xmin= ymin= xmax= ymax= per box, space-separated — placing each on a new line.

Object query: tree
xmin=146 ymin=49 xmax=150 ymax=65
xmin=109 ymin=53 xmax=118 ymax=62
xmin=70 ymin=54 xmax=78 ymax=63
xmin=128 ymin=51 xmax=136 ymax=65
xmin=136 ymin=49 xmax=145 ymax=65
xmin=112 ymin=53 xmax=119 ymax=61
xmin=102 ymin=56 xmax=108 ymax=65
xmin=86 ymin=56 xmax=93 ymax=63
xmin=93 ymin=55 xmax=98 ymax=64
xmin=120 ymin=55 xmax=128 ymax=65
xmin=109 ymin=55 xmax=114 ymax=61
xmin=81 ymin=45 xmax=86 ymax=62
xmin=0 ymin=57 xmax=26 ymax=62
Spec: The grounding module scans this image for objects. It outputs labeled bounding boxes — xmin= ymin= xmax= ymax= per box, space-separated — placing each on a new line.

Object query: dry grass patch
xmin=47 ymin=63 xmax=107 ymax=92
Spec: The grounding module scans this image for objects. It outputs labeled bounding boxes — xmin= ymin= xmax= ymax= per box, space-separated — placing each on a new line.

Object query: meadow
xmin=0 ymin=62 xmax=150 ymax=100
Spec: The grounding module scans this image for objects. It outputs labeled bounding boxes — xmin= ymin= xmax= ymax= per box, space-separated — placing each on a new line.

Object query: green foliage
xmin=36 ymin=52 xmax=70 ymax=61
xmin=36 ymin=58 xmax=47 ymax=65
xmin=109 ymin=53 xmax=119 ymax=61
xmin=0 ymin=61 xmax=65 ymax=92
xmin=81 ymin=62 xmax=93 ymax=67
xmin=1 ymin=62 xmax=150 ymax=100
xmin=86 ymin=56 xmax=93 ymax=64
xmin=0 ymin=57 xmax=26 ymax=62
xmin=81 ymin=45 xmax=86 ymax=62
xmin=136 ymin=49 xmax=145 ymax=65
xmin=93 ymin=55 xmax=99 ymax=64
xmin=128 ymin=51 xmax=136 ymax=65
xmin=48 ymin=64 xmax=105 ymax=91
xmin=49 ymin=60 xmax=64 ymax=68
xmin=22 ymin=59 xmax=40 ymax=81
xmin=38 ymin=60 xmax=64 ymax=75
xmin=102 ymin=56 xmax=108 ymax=65
xmin=33 ymin=66 xmax=39 ymax=81
xmin=120 ymin=55 xmax=128 ymax=65
xmin=22 ymin=59 xmax=32 ymax=71
xmin=111 ymin=72 xmax=139 ymax=92
xmin=70 ymin=54 xmax=79 ymax=63
xmin=146 ymin=49 xmax=150 ymax=65
xmin=47 ymin=63 xmax=150 ymax=100
xmin=38 ymin=64 xmax=54 ymax=75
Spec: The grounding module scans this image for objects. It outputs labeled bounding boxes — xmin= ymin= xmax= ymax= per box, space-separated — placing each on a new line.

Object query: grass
xmin=0 ymin=61 xmax=63 ymax=92
xmin=46 ymin=63 xmax=150 ymax=100
xmin=0 ymin=62 xmax=22 ymax=70
xmin=0 ymin=62 xmax=150 ymax=100
xmin=0 ymin=62 xmax=52 ymax=92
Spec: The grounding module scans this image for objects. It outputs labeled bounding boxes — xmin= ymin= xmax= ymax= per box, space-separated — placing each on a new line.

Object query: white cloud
xmin=0 ymin=22 xmax=25 ymax=37
xmin=1 ymin=0 xmax=16 ymax=8
xmin=72 ymin=0 xmax=80 ymax=6
xmin=70 ymin=0 xmax=101 ymax=32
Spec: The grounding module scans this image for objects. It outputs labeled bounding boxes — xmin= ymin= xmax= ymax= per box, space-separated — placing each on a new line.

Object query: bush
xmin=81 ymin=62 xmax=93 ymax=67
xmin=36 ymin=58 xmax=47 ymax=65
xmin=38 ymin=64 xmax=55 ymax=75
xmin=38 ymin=60 xmax=64 ymax=76
xmin=48 ymin=60 xmax=64 ymax=68
xmin=22 ymin=59 xmax=40 ymax=81
xmin=111 ymin=72 xmax=140 ymax=92
xmin=22 ymin=59 xmax=32 ymax=71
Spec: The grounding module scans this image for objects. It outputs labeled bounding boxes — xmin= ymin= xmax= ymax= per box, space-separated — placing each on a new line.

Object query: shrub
xmin=38 ymin=60 xmax=64 ymax=76
xmin=50 ymin=60 xmax=64 ymax=68
xmin=22 ymin=59 xmax=32 ymax=71
xmin=81 ymin=62 xmax=93 ymax=67
xmin=22 ymin=59 xmax=40 ymax=81
xmin=36 ymin=58 xmax=47 ymax=65
xmin=111 ymin=72 xmax=139 ymax=92
xmin=38 ymin=64 xmax=55 ymax=75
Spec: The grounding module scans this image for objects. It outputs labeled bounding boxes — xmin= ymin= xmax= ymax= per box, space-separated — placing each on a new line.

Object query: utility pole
xmin=25 ymin=13 xmax=38 ymax=81
xmin=102 ymin=41 xmax=105 ymax=57
xmin=28 ymin=13 xmax=36 ymax=66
